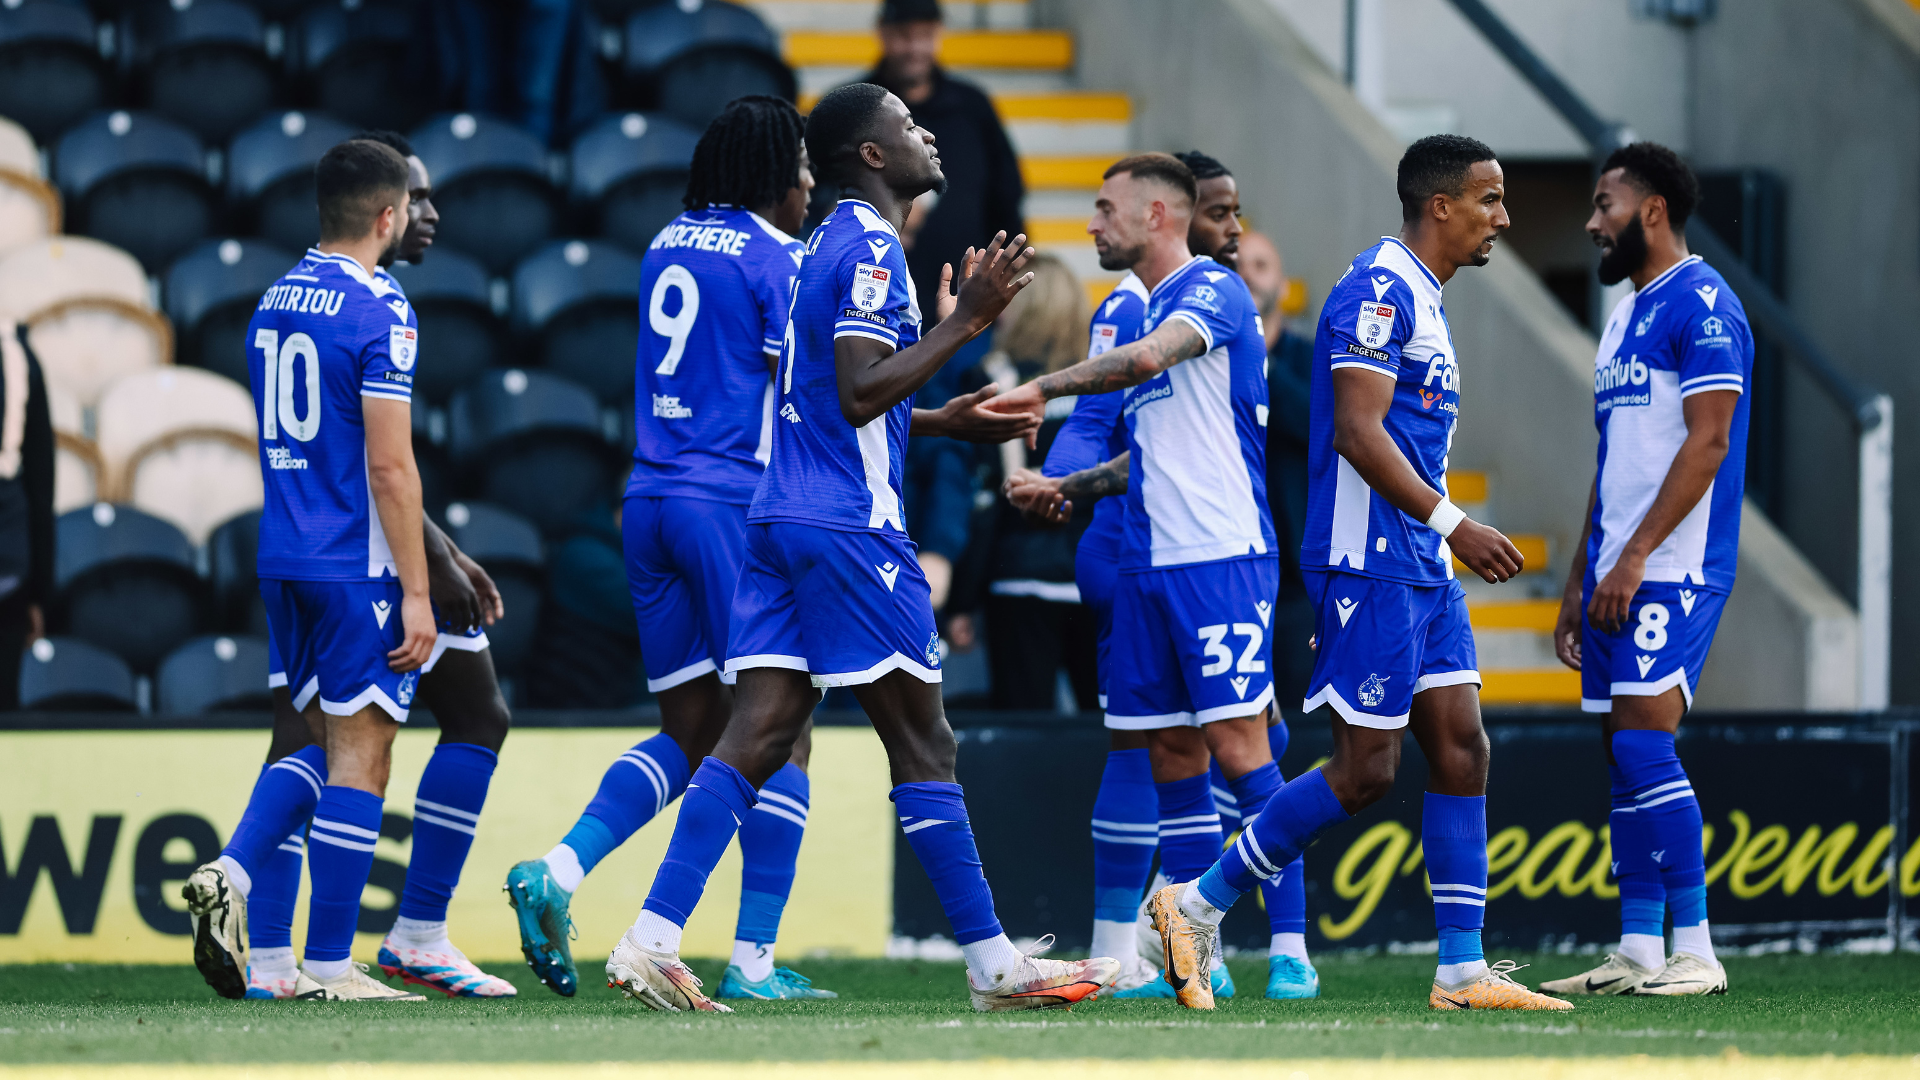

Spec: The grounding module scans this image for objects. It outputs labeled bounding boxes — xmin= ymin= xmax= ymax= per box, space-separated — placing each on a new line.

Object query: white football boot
xmin=967 ymin=936 xmax=1118 ymax=1012
xmin=293 ymin=962 xmax=426 ymax=1001
xmin=1107 ymin=954 xmax=1161 ymax=994
xmin=182 ymin=862 xmax=248 ymax=999
xmin=606 ymin=933 xmax=732 ymax=1013
xmin=1538 ymin=952 xmax=1659 ymax=996
xmin=1637 ymin=952 xmax=1729 ymax=996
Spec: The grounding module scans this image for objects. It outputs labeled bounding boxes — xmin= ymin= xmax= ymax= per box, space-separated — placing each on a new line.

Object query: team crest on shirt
xmin=389 ymin=325 xmax=417 ymax=371
xmin=852 ymin=263 xmax=889 ymax=312
xmin=1355 ymin=301 xmax=1395 ymax=348
xmin=1634 ymin=301 xmax=1663 ymax=337
xmin=1357 ymin=673 xmax=1390 ymax=708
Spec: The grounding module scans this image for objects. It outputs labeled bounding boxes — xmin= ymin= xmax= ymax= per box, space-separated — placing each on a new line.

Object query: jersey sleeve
xmin=359 ymin=303 xmax=417 ymax=403
xmin=1043 ymin=390 xmax=1124 ymax=478
xmin=1673 ymin=288 xmax=1748 ymax=398
xmin=833 ymin=234 xmax=914 ymax=349
xmin=1321 ymin=270 xmax=1414 ymax=378
xmin=1162 ymin=272 xmax=1243 ymax=353
xmin=755 ymin=243 xmax=803 ymax=356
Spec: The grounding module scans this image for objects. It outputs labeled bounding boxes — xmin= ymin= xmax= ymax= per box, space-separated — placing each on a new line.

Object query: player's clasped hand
xmin=388 ymin=593 xmax=437 ymax=672
xmin=1447 ymin=518 xmax=1525 ymax=584
xmin=1003 ymin=467 xmax=1072 ymax=524
xmin=932 ymin=383 xmax=1042 ymax=443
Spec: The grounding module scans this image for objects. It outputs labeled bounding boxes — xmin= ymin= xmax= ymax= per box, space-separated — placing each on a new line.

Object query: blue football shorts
xmin=262 ymin=578 xmax=426 ymax=722
xmin=1074 ymin=513 xmax=1121 ymax=708
xmin=1104 ymin=556 xmax=1279 ymax=730
xmin=1302 ymin=568 xmax=1479 ymax=729
xmin=725 ymin=521 xmax=941 ymax=688
xmin=624 ymin=494 xmax=749 ymax=693
xmin=1579 ymin=579 xmax=1727 ymax=713
xmin=266 ymin=602 xmax=490 ymax=694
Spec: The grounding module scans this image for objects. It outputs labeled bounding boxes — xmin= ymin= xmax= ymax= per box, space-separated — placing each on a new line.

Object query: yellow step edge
xmin=1446 ymin=469 xmax=1488 ymax=503
xmin=995 ymin=91 xmax=1131 ymax=121
xmin=1026 ymin=217 xmax=1090 ymax=244
xmin=1467 ymin=598 xmax=1560 ymax=632
xmin=1454 ymin=534 xmax=1548 ymax=575
xmin=1479 ymin=668 xmax=1581 ymax=704
xmin=1020 ymin=154 xmax=1111 ymax=190
xmin=1083 ymin=276 xmax=1122 ymax=310
xmin=783 ymin=30 xmax=1073 ymax=69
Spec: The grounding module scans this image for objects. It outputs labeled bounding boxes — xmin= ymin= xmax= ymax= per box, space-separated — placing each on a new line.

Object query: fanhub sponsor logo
xmin=1595 ymin=353 xmax=1649 ymax=393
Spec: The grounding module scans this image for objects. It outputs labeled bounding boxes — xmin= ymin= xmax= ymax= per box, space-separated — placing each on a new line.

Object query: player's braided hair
xmin=1601 ymin=141 xmax=1700 ymax=229
xmin=1173 ymin=150 xmax=1230 ymax=181
xmin=683 ymin=96 xmax=807 ymax=212
xmin=805 ymin=82 xmax=893 ymax=191
xmin=1396 ymin=133 xmax=1497 ymax=223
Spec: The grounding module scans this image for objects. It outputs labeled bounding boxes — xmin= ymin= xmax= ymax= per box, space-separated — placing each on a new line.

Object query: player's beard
xmin=1097 ymin=239 xmax=1145 ymax=272
xmin=1597 ymin=214 xmax=1647 ymax=286
xmin=380 ymin=226 xmax=408 ymax=267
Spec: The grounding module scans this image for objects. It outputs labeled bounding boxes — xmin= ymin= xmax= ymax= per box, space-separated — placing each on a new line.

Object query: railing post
xmin=1859 ymin=394 xmax=1894 ymax=711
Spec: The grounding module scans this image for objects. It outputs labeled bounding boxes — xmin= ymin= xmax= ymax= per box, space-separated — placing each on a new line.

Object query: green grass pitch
xmin=1 ymin=953 xmax=1916 ymax=1063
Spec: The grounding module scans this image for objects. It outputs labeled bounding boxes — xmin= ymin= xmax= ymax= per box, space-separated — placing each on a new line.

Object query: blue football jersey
xmin=1588 ymin=255 xmax=1752 ymax=592
xmin=1301 ymin=237 xmax=1461 ymax=586
xmin=749 ymin=199 xmax=922 ymax=535
xmin=627 ymin=206 xmax=806 ymax=504
xmin=1044 ymin=272 xmax=1148 ymax=543
xmin=1119 ymin=256 xmax=1273 ymax=570
xmin=250 ymin=249 xmax=419 ymax=580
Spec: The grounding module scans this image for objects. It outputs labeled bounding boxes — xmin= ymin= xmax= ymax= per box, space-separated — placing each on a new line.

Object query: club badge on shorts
xmin=1355 ymin=301 xmax=1395 ymax=349
xmin=852 ymin=263 xmax=890 ymax=312
xmin=390 ymin=325 xmax=418 ymax=371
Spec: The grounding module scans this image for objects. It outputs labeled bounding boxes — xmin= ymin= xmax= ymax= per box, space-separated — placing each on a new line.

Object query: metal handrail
xmin=1442 ymin=0 xmax=1893 ymax=709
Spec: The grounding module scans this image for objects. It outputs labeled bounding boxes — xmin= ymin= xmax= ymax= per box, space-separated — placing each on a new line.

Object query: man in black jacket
xmin=0 ymin=323 xmax=53 ymax=708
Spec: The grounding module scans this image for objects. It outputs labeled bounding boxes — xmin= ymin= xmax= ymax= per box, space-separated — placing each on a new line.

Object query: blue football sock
xmin=1225 ymin=761 xmax=1290 ymax=938
xmin=1090 ymin=749 xmax=1157 ymax=925
xmin=397 ymin=742 xmax=497 ymax=924
xmin=1155 ymin=772 xmax=1224 ymax=884
xmin=892 ymin=782 xmax=1002 ymax=945
xmin=1608 ymin=761 xmax=1666 ymax=946
xmin=305 ymin=785 xmax=383 ymax=963
xmin=1202 ymin=768 xmax=1347 ymax=911
xmin=1226 ymin=761 xmax=1282 ymax=822
xmin=1267 ymin=717 xmax=1290 ymax=764
xmin=562 ymin=733 xmax=691 ymax=876
xmin=735 ymin=762 xmax=808 ymax=947
xmin=1615 ymin=729 xmax=1710 ymax=958
xmin=641 ymin=757 xmax=755 ymax=927
xmin=1424 ymin=793 xmax=1488 ymax=972
xmin=1209 ymin=759 xmax=1242 ymax=834
xmin=1263 ymin=855 xmax=1308 ymax=936
xmin=246 ymin=770 xmax=307 ymax=952
xmin=220 ymin=745 xmax=327 ymax=886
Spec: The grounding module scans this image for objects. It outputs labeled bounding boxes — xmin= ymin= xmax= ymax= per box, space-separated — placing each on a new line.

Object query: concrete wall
xmin=1036 ymin=0 xmax=1860 ymax=708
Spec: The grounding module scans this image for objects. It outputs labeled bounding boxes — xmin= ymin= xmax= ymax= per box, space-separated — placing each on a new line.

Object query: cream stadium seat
xmin=0 ymin=115 xmax=59 ymax=256
xmin=95 ymin=366 xmax=259 ymax=544
xmin=0 ymin=237 xmax=170 ymax=407
xmin=45 ymin=381 xmax=101 ymax=515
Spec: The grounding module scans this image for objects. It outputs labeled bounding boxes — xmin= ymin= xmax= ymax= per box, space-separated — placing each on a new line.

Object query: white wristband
xmin=1426 ymin=498 xmax=1467 ymax=538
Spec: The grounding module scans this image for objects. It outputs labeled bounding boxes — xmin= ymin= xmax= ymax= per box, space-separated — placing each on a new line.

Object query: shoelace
xmin=1484 ymin=959 xmax=1531 ymax=986
xmin=1023 ymin=934 xmax=1057 ymax=959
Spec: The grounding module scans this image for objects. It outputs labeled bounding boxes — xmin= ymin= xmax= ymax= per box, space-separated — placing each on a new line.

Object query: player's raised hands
xmin=1449 ymin=518 xmax=1525 ymax=584
xmin=934 ymin=246 xmax=984 ymax=325
xmin=948 ymin=231 xmax=1035 ymax=332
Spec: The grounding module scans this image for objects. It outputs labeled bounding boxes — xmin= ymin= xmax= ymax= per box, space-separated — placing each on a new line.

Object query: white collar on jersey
xmin=746 ymin=209 xmax=797 ymax=245
xmin=304 ymin=248 xmax=401 ymax=297
xmin=1635 ymin=253 xmax=1704 ymax=298
xmin=1377 ymin=235 xmax=1443 ymax=290
xmin=835 ymin=198 xmax=902 ymax=240
xmin=1144 ymin=254 xmax=1208 ymax=299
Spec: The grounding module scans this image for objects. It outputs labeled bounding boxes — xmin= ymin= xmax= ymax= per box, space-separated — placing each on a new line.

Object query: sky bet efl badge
xmin=1356 ymin=301 xmax=1395 ymax=348
xmin=390 ymin=324 xmax=417 ymax=371
xmin=853 ymin=263 xmax=889 ymax=312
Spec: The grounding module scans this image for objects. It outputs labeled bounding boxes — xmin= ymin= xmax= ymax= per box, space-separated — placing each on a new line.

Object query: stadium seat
xmin=410 ymin=113 xmax=560 ymax=275
xmin=387 ymin=246 xmax=503 ymax=403
xmin=0 ymin=237 xmax=165 ymax=406
xmin=54 ymin=110 xmax=213 ymax=272
xmin=0 ymin=115 xmax=61 ymax=256
xmin=226 ymin=110 xmax=356 ymax=254
xmin=0 ymin=235 xmax=149 ymax=321
xmin=164 ymin=237 xmax=297 ymax=386
xmin=46 ymin=382 xmax=101 ymax=514
xmin=156 ymin=633 xmax=272 ymax=713
xmin=95 ymin=366 xmax=259 ymax=543
xmin=287 ymin=0 xmax=423 ymax=132
xmin=54 ymin=501 xmax=207 ymax=673
xmin=123 ymin=0 xmax=280 ymax=143
xmin=206 ymin=508 xmax=265 ymax=636
xmin=511 ymin=239 xmax=642 ymax=403
xmin=19 ymin=635 xmax=138 ymax=711
xmin=0 ymin=0 xmax=106 ymax=143
xmin=619 ymin=0 xmax=793 ymax=130
xmin=414 ymin=399 xmax=451 ymax=520
xmin=569 ymin=111 xmax=699 ymax=254
xmin=447 ymin=368 xmax=619 ymax=533
xmin=441 ymin=500 xmax=543 ymax=677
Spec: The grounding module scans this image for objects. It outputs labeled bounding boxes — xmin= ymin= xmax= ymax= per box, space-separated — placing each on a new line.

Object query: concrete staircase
xmin=1446 ymin=469 xmax=1579 ymax=706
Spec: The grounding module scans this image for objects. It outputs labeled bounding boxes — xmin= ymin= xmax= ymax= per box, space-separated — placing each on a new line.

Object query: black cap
xmin=879 ymin=0 xmax=942 ymax=24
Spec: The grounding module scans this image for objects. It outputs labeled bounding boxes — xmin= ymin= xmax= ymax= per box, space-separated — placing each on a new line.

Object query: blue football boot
xmin=716 ymin=965 xmax=840 ymax=1000
xmin=1265 ymin=954 xmax=1320 ymax=999
xmin=503 ymin=859 xmax=577 ymax=996
xmin=1111 ymin=962 xmax=1235 ymax=1000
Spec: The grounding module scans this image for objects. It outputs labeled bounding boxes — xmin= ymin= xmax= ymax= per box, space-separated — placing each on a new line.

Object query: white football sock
xmin=1619 ymin=932 xmax=1665 ymax=970
xmin=627 ymin=909 xmax=683 ymax=955
xmin=1435 ymin=959 xmax=1488 ymax=988
xmin=960 ymin=933 xmax=1023 ymax=988
xmin=387 ymin=916 xmax=450 ymax=951
xmin=1672 ymin=923 xmax=1716 ymax=963
xmin=1090 ymin=919 xmax=1137 ymax=966
xmin=1177 ymin=879 xmax=1226 ymax=929
xmin=215 ymin=855 xmax=251 ymax=899
xmin=303 ymin=957 xmax=350 ymax=981
xmin=251 ymin=946 xmax=296 ymax=979
xmin=543 ymin=844 xmax=586 ymax=894
xmin=1270 ymin=932 xmax=1308 ymax=961
xmin=731 ymin=940 xmax=775 ymax=983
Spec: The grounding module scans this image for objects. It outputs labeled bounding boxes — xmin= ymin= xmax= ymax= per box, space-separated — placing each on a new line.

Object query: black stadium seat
xmin=388 ymin=247 xmax=504 ymax=403
xmin=448 ymin=368 xmax=620 ymax=533
xmin=441 ymin=500 xmax=544 ymax=677
xmin=287 ymin=0 xmax=423 ymax=132
xmin=511 ymin=239 xmax=642 ymax=403
xmin=55 ymin=110 xmax=212 ymax=272
xmin=620 ymin=0 xmax=793 ymax=130
xmin=19 ymin=636 xmax=138 ymax=711
xmin=164 ymin=237 xmax=298 ymax=385
xmin=123 ymin=0 xmax=280 ymax=143
xmin=570 ymin=111 xmax=699 ymax=253
xmin=157 ymin=634 xmax=273 ymax=713
xmin=54 ymin=502 xmax=208 ymax=673
xmin=0 ymin=0 xmax=105 ymax=144
xmin=414 ymin=399 xmax=451 ymax=521
xmin=227 ymin=109 xmax=356 ymax=253
xmin=411 ymin=113 xmax=560 ymax=275
xmin=206 ymin=508 xmax=265 ymax=636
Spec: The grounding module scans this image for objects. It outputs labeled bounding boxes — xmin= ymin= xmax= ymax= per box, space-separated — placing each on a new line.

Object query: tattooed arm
xmin=983 ymin=320 xmax=1207 ymax=435
xmin=1003 ymin=452 xmax=1129 ymax=525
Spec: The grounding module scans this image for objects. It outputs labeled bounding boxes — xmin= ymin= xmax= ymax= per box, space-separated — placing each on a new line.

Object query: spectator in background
xmin=416 ymin=0 xmax=605 ymax=146
xmin=949 ymin=255 xmax=1098 ymax=711
xmin=0 ymin=323 xmax=51 ymax=709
